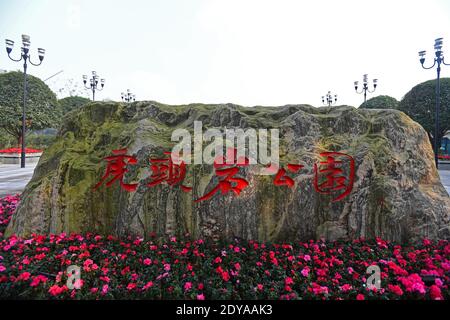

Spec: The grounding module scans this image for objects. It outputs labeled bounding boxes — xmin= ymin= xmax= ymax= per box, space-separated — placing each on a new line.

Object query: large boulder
xmin=6 ymin=102 xmax=450 ymax=243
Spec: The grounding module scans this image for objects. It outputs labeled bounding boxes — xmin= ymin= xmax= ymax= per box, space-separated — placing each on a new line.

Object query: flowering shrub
xmin=0 ymin=196 xmax=449 ymax=300
xmin=438 ymin=155 xmax=450 ymax=160
xmin=0 ymin=148 xmax=42 ymax=154
xmin=0 ymin=195 xmax=19 ymax=236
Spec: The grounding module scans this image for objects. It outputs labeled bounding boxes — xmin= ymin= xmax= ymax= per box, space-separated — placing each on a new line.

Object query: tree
xmin=58 ymin=96 xmax=90 ymax=115
xmin=0 ymin=71 xmax=60 ymax=147
xmin=359 ymin=95 xmax=399 ymax=109
xmin=398 ymin=78 xmax=450 ymax=151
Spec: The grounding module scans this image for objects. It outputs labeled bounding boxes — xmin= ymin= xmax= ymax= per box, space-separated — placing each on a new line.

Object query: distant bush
xmin=398 ymin=78 xmax=450 ymax=151
xmin=58 ymin=96 xmax=90 ymax=115
xmin=0 ymin=71 xmax=60 ymax=147
xmin=359 ymin=95 xmax=399 ymax=109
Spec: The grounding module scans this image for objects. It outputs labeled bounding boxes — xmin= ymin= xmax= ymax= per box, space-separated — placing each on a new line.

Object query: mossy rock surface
xmin=6 ymin=101 xmax=450 ymax=243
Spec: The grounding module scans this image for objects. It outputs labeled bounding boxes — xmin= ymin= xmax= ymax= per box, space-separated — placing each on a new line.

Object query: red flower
xmin=127 ymin=283 xmax=137 ymax=291
xmin=356 ymin=294 xmax=365 ymax=300
xmin=221 ymin=271 xmax=230 ymax=282
xmin=48 ymin=284 xmax=68 ymax=296
xmin=285 ymin=277 xmax=294 ymax=286
xmin=387 ymin=284 xmax=403 ymax=296
xmin=30 ymin=275 xmax=48 ymax=287
xmin=429 ymin=285 xmax=443 ymax=300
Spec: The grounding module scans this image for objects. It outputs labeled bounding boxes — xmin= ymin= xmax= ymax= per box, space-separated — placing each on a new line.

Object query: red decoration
xmin=273 ymin=164 xmax=304 ymax=188
xmin=0 ymin=148 xmax=42 ymax=154
xmin=148 ymin=152 xmax=192 ymax=192
xmin=94 ymin=149 xmax=138 ymax=192
xmin=313 ymin=152 xmax=355 ymax=202
xmin=195 ymin=148 xmax=249 ymax=202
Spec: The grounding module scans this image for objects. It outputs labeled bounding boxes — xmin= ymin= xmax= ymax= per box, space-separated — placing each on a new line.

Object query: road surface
xmin=0 ymin=163 xmax=37 ymax=197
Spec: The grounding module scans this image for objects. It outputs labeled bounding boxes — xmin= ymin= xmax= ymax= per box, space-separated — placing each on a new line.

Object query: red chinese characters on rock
xmin=94 ymin=149 xmax=355 ymax=203
xmin=94 ymin=149 xmax=138 ymax=192
xmin=148 ymin=152 xmax=192 ymax=192
xmin=195 ymin=148 xmax=249 ymax=202
xmin=313 ymin=152 xmax=355 ymax=202
xmin=273 ymin=164 xmax=304 ymax=188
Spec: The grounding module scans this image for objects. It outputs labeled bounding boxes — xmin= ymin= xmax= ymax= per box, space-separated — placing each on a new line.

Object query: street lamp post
xmin=5 ymin=34 xmax=45 ymax=168
xmin=419 ymin=37 xmax=450 ymax=169
xmin=354 ymin=74 xmax=378 ymax=103
xmin=121 ymin=89 xmax=136 ymax=103
xmin=82 ymin=71 xmax=105 ymax=101
xmin=322 ymin=91 xmax=338 ymax=107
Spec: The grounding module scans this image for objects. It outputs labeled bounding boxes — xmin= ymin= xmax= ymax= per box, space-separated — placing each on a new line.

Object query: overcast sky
xmin=1 ymin=0 xmax=450 ymax=107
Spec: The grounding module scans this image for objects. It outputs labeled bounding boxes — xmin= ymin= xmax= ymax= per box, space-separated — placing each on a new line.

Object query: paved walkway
xmin=439 ymin=169 xmax=450 ymax=196
xmin=0 ymin=163 xmax=37 ymax=197
xmin=0 ymin=163 xmax=449 ymax=198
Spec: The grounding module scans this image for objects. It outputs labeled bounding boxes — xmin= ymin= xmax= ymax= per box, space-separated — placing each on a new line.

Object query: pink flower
xmin=30 ymin=275 xmax=47 ymax=287
xmin=73 ymin=279 xmax=84 ymax=290
xmin=197 ymin=293 xmax=205 ymax=300
xmin=340 ymin=284 xmax=353 ymax=293
xmin=184 ymin=282 xmax=192 ymax=291
xmin=164 ymin=264 xmax=171 ymax=272
xmin=399 ymin=274 xmax=426 ymax=294
xmin=257 ymin=284 xmax=263 ymax=291
xmin=101 ymin=284 xmax=109 ymax=295
xmin=0 ymin=265 xmax=5 ymax=272
xmin=234 ymin=262 xmax=241 ymax=271
xmin=143 ymin=281 xmax=154 ymax=290
xmin=303 ymin=254 xmax=311 ymax=262
xmin=312 ymin=283 xmax=329 ymax=295
xmin=356 ymin=294 xmax=365 ymax=300
xmin=127 ymin=283 xmax=137 ymax=291
xmin=301 ymin=267 xmax=310 ymax=277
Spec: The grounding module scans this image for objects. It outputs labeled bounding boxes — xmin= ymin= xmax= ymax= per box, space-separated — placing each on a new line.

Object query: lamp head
xmin=82 ymin=75 xmax=87 ymax=84
xmin=21 ymin=34 xmax=30 ymax=47
xmin=419 ymin=50 xmax=426 ymax=64
xmin=363 ymin=74 xmax=368 ymax=84
xmin=37 ymin=48 xmax=45 ymax=61
xmin=5 ymin=39 xmax=14 ymax=54
xmin=101 ymin=78 xmax=105 ymax=87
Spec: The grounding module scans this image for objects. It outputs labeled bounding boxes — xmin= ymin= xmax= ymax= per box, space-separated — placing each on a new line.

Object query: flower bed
xmin=0 ymin=148 xmax=43 ymax=164
xmin=0 ymin=148 xmax=42 ymax=154
xmin=0 ymin=195 xmax=19 ymax=237
xmin=0 ymin=196 xmax=449 ymax=300
xmin=439 ymin=155 xmax=450 ymax=160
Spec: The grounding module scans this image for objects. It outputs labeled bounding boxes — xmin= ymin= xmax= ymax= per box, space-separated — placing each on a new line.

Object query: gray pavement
xmin=0 ymin=163 xmax=37 ymax=197
xmin=439 ymin=169 xmax=450 ymax=196
xmin=0 ymin=162 xmax=449 ymax=198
